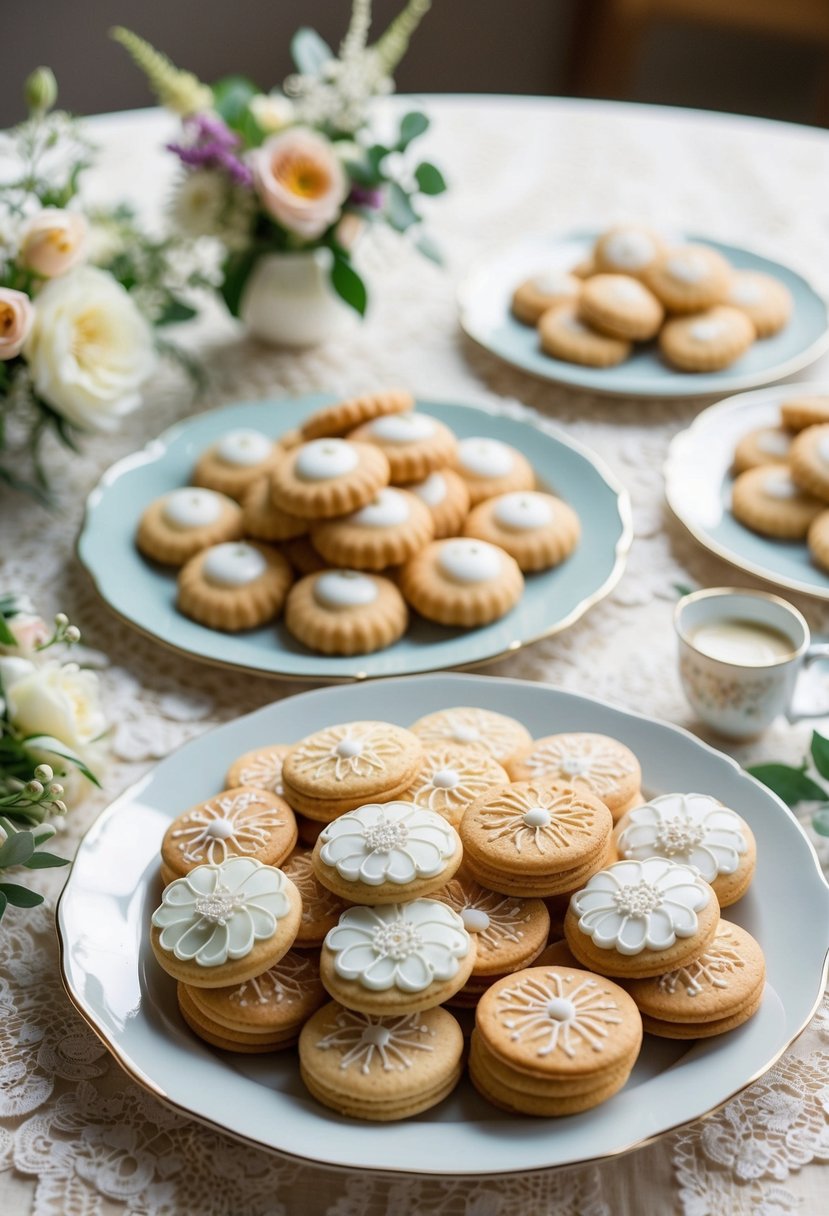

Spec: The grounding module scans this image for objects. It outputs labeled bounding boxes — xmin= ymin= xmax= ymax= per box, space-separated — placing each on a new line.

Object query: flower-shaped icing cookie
xmin=193 ymin=428 xmax=282 ymax=501
xmin=508 ymin=731 xmax=641 ymax=820
xmin=404 ymin=744 xmax=509 ymax=827
xmin=320 ymin=899 xmax=476 ymax=1014
xmin=150 ymin=856 xmax=302 ymax=987
xmin=313 ymin=801 xmax=462 ymax=902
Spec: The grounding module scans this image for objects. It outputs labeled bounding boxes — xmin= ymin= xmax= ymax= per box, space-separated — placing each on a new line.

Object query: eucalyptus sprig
xmin=0 ymin=762 xmax=69 ymax=920
xmin=748 ymin=731 xmax=829 ymax=838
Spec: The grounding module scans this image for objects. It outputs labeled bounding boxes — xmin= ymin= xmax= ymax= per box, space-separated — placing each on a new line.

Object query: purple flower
xmin=348 ymin=185 xmax=384 ymax=210
xmin=168 ymin=112 xmax=253 ymax=188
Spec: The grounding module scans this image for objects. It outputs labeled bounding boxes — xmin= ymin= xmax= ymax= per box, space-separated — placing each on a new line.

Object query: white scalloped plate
xmin=57 ymin=674 xmax=829 ymax=1176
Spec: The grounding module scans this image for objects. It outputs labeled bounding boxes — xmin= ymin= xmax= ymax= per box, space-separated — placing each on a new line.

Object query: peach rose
xmin=19 ymin=209 xmax=87 ymax=278
xmin=251 ymin=129 xmax=347 ymax=240
xmin=0 ymin=287 xmax=34 ymax=360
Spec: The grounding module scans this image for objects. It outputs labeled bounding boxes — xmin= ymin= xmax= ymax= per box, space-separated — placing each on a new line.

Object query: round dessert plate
xmin=666 ymin=382 xmax=829 ymax=600
xmin=57 ymin=673 xmax=829 ymax=1176
xmin=458 ymin=231 xmax=829 ymax=398
xmin=77 ymin=395 xmax=631 ymax=680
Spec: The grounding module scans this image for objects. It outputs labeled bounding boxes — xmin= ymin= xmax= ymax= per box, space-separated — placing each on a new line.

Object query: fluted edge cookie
xmin=731 ymin=465 xmax=824 ymax=539
xmin=348 ymin=412 xmax=458 ymax=483
xmin=659 ymin=306 xmax=755 ymax=372
xmin=593 ymin=225 xmax=665 ymax=277
xmin=137 ymin=488 xmax=244 ymax=566
xmin=284 ymin=569 xmax=408 ymax=656
xmin=463 ymin=490 xmax=580 ymax=572
xmin=242 ymin=477 xmax=309 ymax=541
xmin=400 ymin=538 xmax=524 ymax=627
xmin=512 ymin=271 xmax=582 ymax=326
xmin=177 ymin=541 xmax=293 ymax=631
xmin=403 ymin=468 xmax=471 ymax=539
xmin=269 ymin=439 xmax=390 ymax=519
xmin=300 ymin=389 xmax=414 ymax=440
xmin=453 ymin=437 xmax=536 ymax=506
xmin=578 ymin=273 xmax=664 ymax=341
xmin=192 ymin=429 xmax=282 ymax=501
xmin=538 ymin=302 xmax=632 ymax=368
xmin=310 ymin=487 xmax=434 ymax=570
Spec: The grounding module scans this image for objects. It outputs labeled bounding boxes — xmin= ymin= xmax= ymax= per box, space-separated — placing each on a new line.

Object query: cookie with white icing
xmin=579 ymin=273 xmax=664 ymax=341
xmin=269 ymin=439 xmax=390 ymax=520
xmin=790 ymin=423 xmax=829 ymax=503
xmin=193 ymin=429 xmax=282 ymax=501
xmin=404 ymin=743 xmax=510 ymax=827
xmin=301 ymin=389 xmax=414 ymax=440
xmin=780 ymin=395 xmax=829 ymax=432
xmin=178 ymin=948 xmax=326 ymax=1051
xmin=469 ymin=965 xmax=643 ymax=1116
xmin=282 ymin=848 xmax=349 ymax=947
xmin=319 ymin=899 xmax=476 ymax=1014
xmin=732 ymin=465 xmax=824 ymax=539
xmin=726 ymin=270 xmax=792 ymax=338
xmin=463 ymin=490 xmax=581 ymax=573
xmin=226 ymin=744 xmax=290 ymax=800
xmin=623 ymin=920 xmax=765 ymax=1038
xmin=283 ymin=570 xmax=408 ymax=656
xmin=807 ymin=508 xmax=829 ymax=574
xmin=177 ymin=540 xmax=293 ymax=631
xmin=313 ymin=801 xmax=462 ymax=905
xmin=160 ymin=786 xmax=297 ymax=884
xmin=399 ymin=538 xmax=524 ymax=627
xmin=452 ymin=437 xmax=536 ymax=506
xmin=538 ymin=303 xmax=632 ymax=368
xmin=348 ymin=412 xmax=458 ymax=483
xmin=409 ymin=707 xmax=532 ymax=767
xmin=511 ymin=270 xmax=582 ymax=326
xmin=660 ymin=306 xmax=755 ymax=372
xmin=507 ymin=732 xmax=642 ymax=821
xmin=564 ymin=857 xmax=720 ymax=979
xmin=733 ymin=425 xmax=794 ymax=475
xmin=310 ymin=487 xmax=434 ymax=570
xmin=136 ymin=487 xmax=244 ymax=567
xmin=613 ymin=791 xmax=756 ymax=907
xmin=402 ymin=468 xmax=471 ymax=539
xmin=241 ymin=476 xmax=309 ymax=541
xmin=643 ymin=245 xmax=731 ymax=313
xmin=150 ymin=857 xmax=302 ymax=988
xmin=299 ymin=1000 xmax=464 ymax=1120
xmin=593 ymin=225 xmax=665 ymax=277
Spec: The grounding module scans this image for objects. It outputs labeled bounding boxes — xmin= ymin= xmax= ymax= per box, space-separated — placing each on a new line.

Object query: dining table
xmin=2 ymin=93 xmax=829 ymax=1216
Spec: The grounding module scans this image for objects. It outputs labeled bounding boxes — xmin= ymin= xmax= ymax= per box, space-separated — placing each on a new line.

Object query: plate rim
xmin=457 ymin=230 xmax=829 ymax=399
xmin=664 ymin=380 xmax=829 ymax=601
xmin=75 ymin=395 xmax=633 ymax=682
xmin=56 ymin=671 xmax=829 ymax=1177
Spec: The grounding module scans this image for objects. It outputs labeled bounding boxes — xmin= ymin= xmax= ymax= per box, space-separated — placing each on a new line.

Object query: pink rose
xmin=251 ymin=129 xmax=347 ymax=240
xmin=19 ymin=209 xmax=87 ymax=278
xmin=0 ymin=287 xmax=34 ymax=360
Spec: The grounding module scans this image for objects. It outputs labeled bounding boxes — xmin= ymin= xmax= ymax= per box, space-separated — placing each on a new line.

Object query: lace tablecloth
xmin=2 ymin=97 xmax=829 ymax=1216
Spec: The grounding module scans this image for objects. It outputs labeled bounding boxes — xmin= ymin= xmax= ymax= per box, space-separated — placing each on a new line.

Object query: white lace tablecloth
xmin=3 ymin=97 xmax=829 ymax=1216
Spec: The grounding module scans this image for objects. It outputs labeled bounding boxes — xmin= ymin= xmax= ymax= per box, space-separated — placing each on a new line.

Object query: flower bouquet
xmin=114 ymin=0 xmax=446 ymax=346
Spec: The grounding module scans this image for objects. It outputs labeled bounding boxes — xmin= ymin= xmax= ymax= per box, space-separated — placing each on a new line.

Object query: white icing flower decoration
xmin=572 ymin=858 xmax=710 ymax=956
xmin=616 ymin=792 xmax=747 ymax=881
xmin=152 ymin=857 xmax=290 ymax=967
xmin=319 ymin=801 xmax=456 ymax=886
xmin=325 ymin=900 xmax=470 ymax=991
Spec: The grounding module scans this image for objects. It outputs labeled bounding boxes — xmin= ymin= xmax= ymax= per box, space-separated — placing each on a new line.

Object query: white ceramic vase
xmin=239 ymin=248 xmax=353 ymax=347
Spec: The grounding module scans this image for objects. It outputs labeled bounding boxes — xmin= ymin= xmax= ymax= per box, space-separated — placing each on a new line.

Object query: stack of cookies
xmin=136 ymin=390 xmax=582 ymax=655
xmin=731 ymin=392 xmax=829 ymax=572
xmin=512 ymin=223 xmax=792 ymax=373
xmin=148 ymin=706 xmax=765 ymax=1122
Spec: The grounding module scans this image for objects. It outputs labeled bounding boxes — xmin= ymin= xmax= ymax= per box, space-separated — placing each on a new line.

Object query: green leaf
xmin=330 ymin=255 xmax=367 ymax=317
xmin=0 ymin=882 xmax=44 ymax=908
xmin=23 ymin=736 xmax=101 ymax=787
xmin=386 ymin=182 xmax=419 ymax=233
xmin=220 ymin=248 xmax=260 ymax=319
xmin=414 ymin=161 xmax=447 ymax=195
xmin=0 ymin=830 xmax=35 ymax=868
xmin=746 ymin=763 xmax=827 ymax=806
xmin=398 ymin=110 xmax=429 ymax=150
xmin=0 ymin=892 xmax=6 ymax=921
xmin=811 ymin=806 xmax=829 ymax=837
xmin=415 ymin=230 xmax=443 ymax=265
xmin=674 ymin=583 xmax=694 ymax=598
xmin=810 ymin=732 xmax=829 ymax=780
xmin=212 ymin=75 xmax=258 ymax=126
xmin=155 ymin=297 xmax=198 ymax=327
xmin=0 ymin=612 xmax=16 ymax=647
xmin=23 ymin=851 xmax=69 ymax=869
xmin=291 ymin=27 xmax=333 ymax=76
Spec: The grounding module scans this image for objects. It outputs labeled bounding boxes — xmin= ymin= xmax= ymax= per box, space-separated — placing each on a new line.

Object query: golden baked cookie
xmin=808 ymin=508 xmax=829 ymax=573
xmin=269 ymin=439 xmax=390 ymax=520
xmin=731 ymin=465 xmax=824 ymax=539
xmin=300 ymin=389 xmax=414 ymax=440
xmin=453 ymin=437 xmax=535 ymax=506
xmin=578 ymin=273 xmax=664 ymax=341
xmin=404 ymin=744 xmax=509 ymax=827
xmin=281 ymin=535 xmax=328 ymax=575
xmin=463 ymin=490 xmax=580 ymax=572
xmin=283 ymin=569 xmax=408 ymax=656
xmin=278 ymin=426 xmax=303 ymax=450
xmin=136 ymin=488 xmax=244 ymax=567
xmin=790 ymin=423 xmax=829 ymax=502
xmin=299 ymin=1000 xmax=464 ymax=1120
xmin=348 ymin=412 xmax=458 ymax=483
xmin=311 ymin=487 xmax=434 ymax=570
xmin=177 ymin=541 xmax=293 ymax=631
xmin=660 ymin=307 xmax=755 ymax=372
xmin=150 ymin=857 xmax=302 ymax=988
xmin=780 ymin=395 xmax=829 ymax=431
xmin=593 ymin=224 xmax=665 ymax=277
xmin=192 ymin=429 xmax=282 ymax=501
xmin=399 ymin=469 xmax=471 ymax=539
xmin=409 ymin=707 xmax=532 ymax=767
xmin=226 ymin=744 xmax=290 ymax=799
xmin=241 ymin=477 xmax=308 ymax=541
xmin=511 ymin=270 xmax=582 ymax=326
xmin=726 ymin=271 xmax=792 ymax=338
xmin=733 ymin=425 xmax=794 ymax=474
xmin=538 ymin=302 xmax=632 ymax=367
xmin=643 ymin=245 xmax=731 ymax=313
xmin=564 ymin=857 xmax=720 ymax=979
xmin=507 ymin=732 xmax=642 ymax=821
xmin=399 ymin=538 xmax=524 ymax=627
xmin=571 ymin=253 xmax=598 ymax=279
xmin=282 ymin=848 xmax=349 ymax=947
xmin=160 ymin=787 xmax=297 ymax=883
xmin=319 ymin=899 xmax=476 ymax=1014
xmin=613 ymin=792 xmax=756 ymax=908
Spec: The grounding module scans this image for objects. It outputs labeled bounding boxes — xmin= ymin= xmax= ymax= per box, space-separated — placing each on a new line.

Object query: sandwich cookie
xmin=409 ymin=706 xmax=532 ymax=768
xmin=507 ymin=732 xmax=642 ymax=821
xmin=160 ymin=786 xmax=297 ymax=885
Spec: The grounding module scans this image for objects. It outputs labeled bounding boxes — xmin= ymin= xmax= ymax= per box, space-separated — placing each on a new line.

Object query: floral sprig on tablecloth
xmin=748 ymin=730 xmax=829 ymax=844
xmin=113 ymin=0 xmax=446 ymax=319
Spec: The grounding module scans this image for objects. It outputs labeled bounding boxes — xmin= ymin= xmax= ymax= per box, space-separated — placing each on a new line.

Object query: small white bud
xmin=26 ymin=779 xmax=44 ymax=797
xmin=48 ymin=782 xmax=64 ymax=798
xmin=65 ymin=626 xmax=81 ymax=643
xmin=55 ymin=612 xmax=69 ymax=628
xmin=34 ymin=764 xmax=53 ymax=783
xmin=54 ymin=800 xmax=67 ymax=815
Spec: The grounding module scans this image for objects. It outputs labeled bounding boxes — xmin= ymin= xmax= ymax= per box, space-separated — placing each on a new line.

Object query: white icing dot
xmin=360 ymin=1024 xmax=392 ymax=1048
xmin=437 ymin=539 xmax=502 ymax=584
xmin=205 ymin=818 xmax=235 ymax=840
xmin=163 ymin=488 xmax=223 ymax=529
xmin=493 ymin=492 xmax=552 ymax=531
xmin=295 ymin=439 xmax=359 ymax=481
xmin=369 ymin=412 xmax=437 ymax=443
xmin=666 ymin=253 xmax=709 ymax=285
xmin=561 ymin=313 xmax=591 ymax=335
xmin=730 ymin=279 xmax=763 ymax=306
xmin=452 ymin=724 xmax=480 ymax=743
xmin=462 ymin=907 xmax=491 ymax=934
xmin=522 ymin=807 xmax=551 ymax=829
xmin=215 ymin=429 xmax=272 ymax=467
xmin=432 ymin=768 xmax=460 ymax=789
xmin=202 ymin=543 xmax=267 ymax=588
xmin=336 ymin=738 xmax=364 ymax=759
xmin=607 ymin=278 xmax=645 ymax=304
xmin=559 ymin=755 xmax=590 ymax=778
xmin=755 ymin=429 xmax=791 ymax=457
xmin=349 ymin=487 xmax=410 ymax=528
xmin=603 ymin=229 xmax=657 ymax=271
xmin=458 ymin=438 xmax=515 ymax=479
xmin=410 ymin=472 xmax=447 ymax=507
xmin=689 ymin=319 xmax=724 ymax=343
xmin=532 ymin=271 xmax=578 ymax=297
xmin=545 ymin=997 xmax=575 ymax=1022
xmin=818 ymin=435 xmax=829 ymax=465
xmin=314 ymin=570 xmax=378 ymax=609
xmin=763 ymin=472 xmax=798 ymax=500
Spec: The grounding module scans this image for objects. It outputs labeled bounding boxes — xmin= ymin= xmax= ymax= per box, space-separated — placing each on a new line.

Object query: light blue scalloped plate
xmin=458 ymin=231 xmax=829 ymax=398
xmin=77 ymin=396 xmax=632 ymax=680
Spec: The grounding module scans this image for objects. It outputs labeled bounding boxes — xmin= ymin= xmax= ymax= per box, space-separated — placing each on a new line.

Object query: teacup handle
xmin=787 ymin=642 xmax=829 ymax=723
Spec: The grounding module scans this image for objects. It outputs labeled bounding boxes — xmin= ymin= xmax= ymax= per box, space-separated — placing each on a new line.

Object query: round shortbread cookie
xmin=283 ymin=569 xmax=408 ymax=656
xmin=282 ymin=848 xmax=349 ymax=947
xmin=643 ymin=245 xmax=731 ymax=313
xmin=301 ymin=389 xmax=414 ymax=440
xmin=241 ymin=477 xmax=309 ymax=541
xmin=160 ymin=786 xmax=297 ymax=880
xmin=310 ymin=487 xmax=434 ymax=570
xmin=281 ymin=535 xmax=328 ymax=576
xmin=507 ymin=732 xmax=641 ymax=820
xmin=137 ymin=488 xmax=244 ymax=567
xmin=435 ymin=873 xmax=550 ymax=985
xmin=269 ymin=439 xmax=390 ymax=520
xmin=463 ymin=490 xmax=581 ymax=572
xmin=790 ymin=423 xmax=829 ymax=502
xmin=725 ymin=271 xmax=792 ymax=338
xmin=409 ymin=707 xmax=532 ymax=767
xmin=511 ymin=270 xmax=582 ymax=326
xmin=348 ymin=412 xmax=458 ymax=483
xmin=177 ymin=541 xmax=293 ymax=631
xmin=780 ymin=395 xmax=829 ymax=431
xmin=731 ymin=465 xmax=824 ymax=539
xmin=733 ymin=425 xmax=794 ymax=474
xmin=403 ymin=743 xmax=509 ymax=827
xmin=192 ymin=429 xmax=282 ymax=501
xmin=593 ymin=225 xmax=665 ymax=277
xmin=660 ymin=307 xmax=755 ymax=372
xmin=578 ymin=273 xmax=664 ymax=341
xmin=226 ymin=744 xmax=290 ymax=799
xmin=399 ymin=538 xmax=524 ymax=627
xmin=538 ymin=302 xmax=632 ymax=368
xmin=402 ymin=469 xmax=471 ymax=539
xmin=453 ymin=437 xmax=536 ymax=506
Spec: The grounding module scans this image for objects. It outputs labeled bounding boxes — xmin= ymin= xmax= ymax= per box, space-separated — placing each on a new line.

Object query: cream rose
xmin=19 ymin=209 xmax=87 ymax=278
xmin=0 ymin=287 xmax=34 ymax=360
xmin=251 ymin=128 xmax=347 ymax=240
xmin=23 ymin=266 xmax=156 ymax=431
xmin=249 ymin=92 xmax=295 ymax=133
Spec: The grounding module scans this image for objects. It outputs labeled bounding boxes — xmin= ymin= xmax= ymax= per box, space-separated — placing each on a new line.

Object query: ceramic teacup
xmin=675 ymin=587 xmax=829 ymax=739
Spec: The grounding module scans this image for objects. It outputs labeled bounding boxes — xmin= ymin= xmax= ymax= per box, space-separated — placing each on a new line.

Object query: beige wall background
xmin=1 ymin=0 xmax=824 ymax=127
